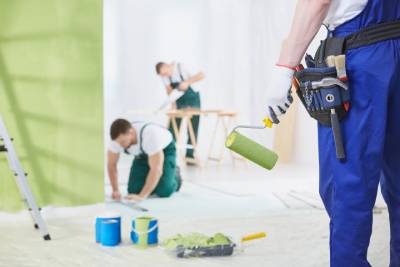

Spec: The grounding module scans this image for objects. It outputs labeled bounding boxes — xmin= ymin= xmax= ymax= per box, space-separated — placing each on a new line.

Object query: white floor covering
xmin=0 ymin=163 xmax=390 ymax=267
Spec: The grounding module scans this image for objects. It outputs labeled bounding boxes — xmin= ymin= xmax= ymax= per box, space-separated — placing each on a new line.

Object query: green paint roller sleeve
xmin=225 ymin=131 xmax=278 ymax=170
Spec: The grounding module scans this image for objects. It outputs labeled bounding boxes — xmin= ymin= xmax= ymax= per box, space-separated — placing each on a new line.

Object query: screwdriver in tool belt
xmin=324 ymin=57 xmax=346 ymax=159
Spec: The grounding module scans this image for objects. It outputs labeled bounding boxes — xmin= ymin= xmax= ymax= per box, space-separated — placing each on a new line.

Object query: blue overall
xmin=318 ymin=0 xmax=400 ymax=266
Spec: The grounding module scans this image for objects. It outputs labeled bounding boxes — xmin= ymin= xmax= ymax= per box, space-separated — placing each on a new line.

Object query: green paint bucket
xmin=130 ymin=216 xmax=159 ymax=248
xmin=225 ymin=130 xmax=278 ymax=170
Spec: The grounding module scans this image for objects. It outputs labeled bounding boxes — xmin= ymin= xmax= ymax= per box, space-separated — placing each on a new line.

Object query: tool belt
xmin=294 ymin=20 xmax=400 ymax=160
xmin=294 ymin=67 xmax=350 ymax=126
xmin=315 ymin=20 xmax=400 ymax=64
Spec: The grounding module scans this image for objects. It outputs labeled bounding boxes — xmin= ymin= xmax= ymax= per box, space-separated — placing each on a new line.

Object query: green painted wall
xmin=0 ymin=0 xmax=103 ymax=211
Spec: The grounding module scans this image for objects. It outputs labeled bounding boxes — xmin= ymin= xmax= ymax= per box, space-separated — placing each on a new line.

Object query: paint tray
xmin=175 ymin=242 xmax=236 ymax=258
xmin=163 ymin=232 xmax=266 ymax=258
xmin=163 ymin=233 xmax=235 ymax=258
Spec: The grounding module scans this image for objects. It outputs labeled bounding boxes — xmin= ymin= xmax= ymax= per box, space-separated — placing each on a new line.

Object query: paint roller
xmin=225 ymin=73 xmax=303 ymax=169
xmin=157 ymin=90 xmax=184 ymax=111
xmin=225 ymin=117 xmax=278 ymax=170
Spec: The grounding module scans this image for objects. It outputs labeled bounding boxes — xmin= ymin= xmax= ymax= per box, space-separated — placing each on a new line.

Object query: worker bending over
xmin=156 ymin=61 xmax=204 ymax=163
xmin=107 ymin=119 xmax=182 ymax=202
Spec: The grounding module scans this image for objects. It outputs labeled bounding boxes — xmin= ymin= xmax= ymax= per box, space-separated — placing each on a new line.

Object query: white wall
xmin=292 ymin=28 xmax=328 ymax=166
xmin=104 ymin=0 xmax=323 ymax=167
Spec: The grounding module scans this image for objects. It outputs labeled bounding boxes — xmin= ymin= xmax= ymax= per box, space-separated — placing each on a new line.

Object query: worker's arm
xmin=163 ymin=84 xmax=178 ymax=110
xmin=158 ymin=84 xmax=179 ymax=111
xmin=165 ymin=84 xmax=173 ymax=95
xmin=107 ymin=150 xmax=121 ymax=200
xmin=179 ymin=72 xmax=205 ymax=91
xmin=138 ymin=151 xmax=164 ymax=199
xmin=265 ymin=0 xmax=332 ymax=124
xmin=186 ymin=72 xmax=205 ymax=85
xmin=278 ymin=0 xmax=332 ymax=67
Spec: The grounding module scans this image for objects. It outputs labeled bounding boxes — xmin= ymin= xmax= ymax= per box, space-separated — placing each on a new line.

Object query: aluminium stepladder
xmin=0 ymin=113 xmax=51 ymax=240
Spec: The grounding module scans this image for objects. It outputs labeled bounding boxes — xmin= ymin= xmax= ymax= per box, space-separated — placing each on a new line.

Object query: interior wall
xmin=104 ymin=0 xmax=323 ymax=172
xmin=104 ymin=0 xmax=206 ymax=123
xmin=0 ymin=0 xmax=104 ymax=211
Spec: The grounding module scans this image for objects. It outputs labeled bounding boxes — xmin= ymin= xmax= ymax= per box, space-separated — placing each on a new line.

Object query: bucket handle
xmin=131 ymin=223 xmax=158 ymax=235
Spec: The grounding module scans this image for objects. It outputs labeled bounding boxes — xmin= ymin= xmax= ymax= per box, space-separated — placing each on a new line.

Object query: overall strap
xmin=139 ymin=123 xmax=151 ymax=155
xmin=138 ymin=123 xmax=166 ymax=156
xmin=123 ymin=121 xmax=144 ymax=155
xmin=177 ymin=63 xmax=185 ymax=81
xmin=168 ymin=63 xmax=185 ymax=84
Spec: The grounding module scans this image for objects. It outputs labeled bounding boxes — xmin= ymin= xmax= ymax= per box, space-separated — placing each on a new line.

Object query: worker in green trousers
xmin=156 ymin=62 xmax=204 ymax=163
xmin=107 ymin=119 xmax=182 ymax=202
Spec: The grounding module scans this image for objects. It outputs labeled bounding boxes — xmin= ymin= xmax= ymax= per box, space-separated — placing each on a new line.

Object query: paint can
xmin=100 ymin=219 xmax=121 ymax=246
xmin=95 ymin=212 xmax=121 ymax=243
xmin=131 ymin=216 xmax=158 ymax=248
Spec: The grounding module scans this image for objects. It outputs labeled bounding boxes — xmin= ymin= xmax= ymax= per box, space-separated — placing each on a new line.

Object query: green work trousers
xmin=127 ymin=142 xmax=178 ymax=197
xmin=170 ymin=87 xmax=201 ymax=159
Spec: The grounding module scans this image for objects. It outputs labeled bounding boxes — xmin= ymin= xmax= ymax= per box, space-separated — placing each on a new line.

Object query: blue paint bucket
xmin=95 ymin=212 xmax=121 ymax=243
xmin=101 ymin=219 xmax=121 ymax=246
xmin=130 ymin=216 xmax=158 ymax=247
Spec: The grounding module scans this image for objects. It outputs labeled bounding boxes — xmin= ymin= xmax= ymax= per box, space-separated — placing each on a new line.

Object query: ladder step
xmin=14 ymin=173 xmax=28 ymax=176
xmin=29 ymin=207 xmax=42 ymax=211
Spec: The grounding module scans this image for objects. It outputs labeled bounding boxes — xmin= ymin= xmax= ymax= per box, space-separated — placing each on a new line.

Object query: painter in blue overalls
xmin=263 ymin=0 xmax=400 ymax=266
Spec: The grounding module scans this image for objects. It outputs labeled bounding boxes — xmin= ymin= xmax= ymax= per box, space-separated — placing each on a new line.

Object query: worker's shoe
xmin=176 ymin=166 xmax=183 ymax=192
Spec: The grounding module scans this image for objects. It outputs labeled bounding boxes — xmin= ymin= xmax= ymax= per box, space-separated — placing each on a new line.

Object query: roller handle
xmin=263 ymin=117 xmax=273 ymax=128
xmin=330 ymin=109 xmax=346 ymax=159
xmin=240 ymin=232 xmax=267 ymax=243
xmin=233 ymin=117 xmax=272 ymax=132
xmin=262 ymin=80 xmax=300 ymax=129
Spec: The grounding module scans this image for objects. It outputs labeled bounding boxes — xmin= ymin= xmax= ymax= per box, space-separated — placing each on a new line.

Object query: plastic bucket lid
xmin=97 ymin=211 xmax=121 ymax=219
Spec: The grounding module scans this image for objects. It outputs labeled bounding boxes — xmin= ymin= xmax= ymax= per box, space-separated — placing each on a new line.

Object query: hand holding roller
xmin=225 ymin=68 xmax=304 ymax=170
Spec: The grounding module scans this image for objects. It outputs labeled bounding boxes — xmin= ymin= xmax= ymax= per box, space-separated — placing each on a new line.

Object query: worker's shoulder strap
xmin=169 ymin=63 xmax=185 ymax=83
xmin=177 ymin=63 xmax=184 ymax=81
xmin=138 ymin=123 xmax=166 ymax=156
xmin=138 ymin=123 xmax=151 ymax=155
xmin=123 ymin=121 xmax=146 ymax=155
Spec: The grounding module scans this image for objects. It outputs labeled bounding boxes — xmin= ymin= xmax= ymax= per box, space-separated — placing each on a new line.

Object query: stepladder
xmin=0 ymin=114 xmax=51 ymax=240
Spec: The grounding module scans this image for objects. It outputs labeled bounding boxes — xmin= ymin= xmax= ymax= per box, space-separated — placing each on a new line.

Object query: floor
xmin=0 ymin=163 xmax=390 ymax=267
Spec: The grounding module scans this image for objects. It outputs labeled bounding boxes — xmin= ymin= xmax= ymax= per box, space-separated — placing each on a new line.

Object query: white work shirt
xmin=108 ymin=122 xmax=172 ymax=157
xmin=324 ymin=0 xmax=368 ymax=30
xmin=161 ymin=62 xmax=200 ymax=92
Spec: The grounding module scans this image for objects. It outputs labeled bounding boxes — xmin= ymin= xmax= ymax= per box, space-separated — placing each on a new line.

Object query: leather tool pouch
xmin=294 ymin=38 xmax=350 ymax=127
xmin=295 ymin=67 xmax=350 ymax=126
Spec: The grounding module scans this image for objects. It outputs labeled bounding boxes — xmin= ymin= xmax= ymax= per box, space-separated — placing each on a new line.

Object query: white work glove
xmin=265 ymin=65 xmax=295 ymax=124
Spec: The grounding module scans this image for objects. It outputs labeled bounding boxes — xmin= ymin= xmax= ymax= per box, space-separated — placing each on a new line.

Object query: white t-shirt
xmin=324 ymin=0 xmax=368 ymax=30
xmin=108 ymin=122 xmax=172 ymax=157
xmin=161 ymin=62 xmax=200 ymax=92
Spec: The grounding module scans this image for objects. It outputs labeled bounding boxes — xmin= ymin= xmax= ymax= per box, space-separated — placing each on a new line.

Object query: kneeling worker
xmin=107 ymin=119 xmax=182 ymax=202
